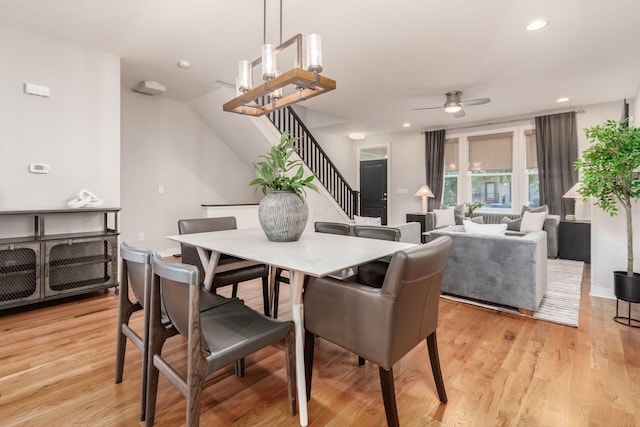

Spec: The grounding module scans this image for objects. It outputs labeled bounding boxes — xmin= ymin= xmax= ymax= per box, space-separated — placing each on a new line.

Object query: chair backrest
xmin=178 ymin=217 xmax=238 ymax=280
xmin=120 ymin=242 xmax=153 ymax=307
xmin=152 ymin=256 xmax=200 ymax=339
xmin=314 ymin=221 xmax=351 ymax=235
xmin=380 ymin=236 xmax=452 ymax=360
xmin=353 ymin=225 xmax=400 ymax=241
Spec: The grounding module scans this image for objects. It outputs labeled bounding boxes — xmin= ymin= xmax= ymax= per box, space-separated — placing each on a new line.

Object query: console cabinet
xmin=0 ymin=208 xmax=120 ymax=310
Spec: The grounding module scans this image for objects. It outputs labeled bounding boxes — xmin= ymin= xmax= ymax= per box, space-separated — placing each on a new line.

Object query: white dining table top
xmin=167 ymin=227 xmax=417 ymax=277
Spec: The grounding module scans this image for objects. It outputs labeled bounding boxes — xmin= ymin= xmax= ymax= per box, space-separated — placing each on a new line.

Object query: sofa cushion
xmin=502 ymin=216 xmax=522 ymax=231
xmin=463 ymin=220 xmax=507 ymax=235
xmin=520 ymin=211 xmax=546 ymax=232
xmin=454 ymin=204 xmax=466 ymax=225
xmin=522 ymin=205 xmax=548 ymax=216
xmin=434 ymin=208 xmax=455 ymax=228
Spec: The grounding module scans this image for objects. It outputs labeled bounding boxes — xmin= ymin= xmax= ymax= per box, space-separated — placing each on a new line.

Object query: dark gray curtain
xmin=535 ymin=112 xmax=578 ymax=218
xmin=424 ymin=129 xmax=446 ymax=211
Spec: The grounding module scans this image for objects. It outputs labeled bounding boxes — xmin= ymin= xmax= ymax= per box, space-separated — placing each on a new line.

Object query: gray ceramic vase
xmin=258 ymin=190 xmax=308 ymax=242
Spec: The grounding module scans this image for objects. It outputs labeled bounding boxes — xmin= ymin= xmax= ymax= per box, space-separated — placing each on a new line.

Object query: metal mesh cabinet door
xmin=44 ymin=236 xmax=117 ymax=297
xmin=0 ymin=242 xmax=41 ymax=308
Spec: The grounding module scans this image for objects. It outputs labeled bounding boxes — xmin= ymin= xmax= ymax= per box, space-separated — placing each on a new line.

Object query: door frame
xmin=356 ymin=143 xmax=391 ymax=217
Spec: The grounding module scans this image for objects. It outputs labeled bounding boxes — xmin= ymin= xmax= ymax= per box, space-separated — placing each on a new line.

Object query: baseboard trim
xmin=590 ymin=285 xmax=615 ymax=300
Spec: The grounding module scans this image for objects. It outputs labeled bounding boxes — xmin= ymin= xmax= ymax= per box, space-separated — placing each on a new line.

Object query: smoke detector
xmin=132 ymin=80 xmax=166 ymax=95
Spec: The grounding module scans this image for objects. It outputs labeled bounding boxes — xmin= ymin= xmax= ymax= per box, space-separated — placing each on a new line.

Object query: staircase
xmin=267 ymin=107 xmax=359 ymax=219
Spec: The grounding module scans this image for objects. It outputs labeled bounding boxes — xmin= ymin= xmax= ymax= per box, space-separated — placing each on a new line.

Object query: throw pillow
xmin=454 ymin=203 xmax=465 ymax=225
xmin=521 ymin=205 xmax=548 ymax=216
xmin=520 ymin=211 xmax=546 ymax=232
xmin=501 ymin=216 xmax=522 ymax=231
xmin=434 ymin=208 xmax=456 ymax=228
xmin=470 ymin=216 xmax=484 ymax=224
xmin=463 ymin=220 xmax=507 ymax=235
xmin=353 ymin=215 xmax=381 ymax=226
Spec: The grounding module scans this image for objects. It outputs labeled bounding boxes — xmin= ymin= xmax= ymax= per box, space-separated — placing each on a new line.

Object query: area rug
xmin=441 ymin=259 xmax=584 ymax=327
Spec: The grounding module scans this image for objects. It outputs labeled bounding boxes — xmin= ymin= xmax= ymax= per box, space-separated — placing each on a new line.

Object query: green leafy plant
xmin=465 ymin=201 xmax=484 ymax=217
xmin=249 ymin=131 xmax=319 ymax=198
xmin=575 ymin=119 xmax=640 ymax=276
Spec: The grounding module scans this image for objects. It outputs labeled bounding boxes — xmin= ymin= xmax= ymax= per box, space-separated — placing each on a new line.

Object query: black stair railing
xmin=267 ymin=106 xmax=359 ymax=219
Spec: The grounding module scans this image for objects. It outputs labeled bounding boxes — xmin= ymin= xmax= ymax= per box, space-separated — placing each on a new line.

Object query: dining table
xmin=167 ymin=227 xmax=416 ymax=426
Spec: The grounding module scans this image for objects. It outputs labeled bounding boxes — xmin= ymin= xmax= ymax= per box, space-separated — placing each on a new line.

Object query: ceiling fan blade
xmin=462 ymin=97 xmax=491 ymax=106
xmin=453 ymin=109 xmax=466 ymax=118
xmin=411 ymin=106 xmax=443 ymax=111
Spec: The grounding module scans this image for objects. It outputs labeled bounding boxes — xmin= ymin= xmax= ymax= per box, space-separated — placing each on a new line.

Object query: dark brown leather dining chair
xmin=178 ymin=216 xmax=271 ymax=316
xmin=303 ymin=236 xmax=453 ymax=427
xmin=145 ymin=256 xmax=297 ymax=426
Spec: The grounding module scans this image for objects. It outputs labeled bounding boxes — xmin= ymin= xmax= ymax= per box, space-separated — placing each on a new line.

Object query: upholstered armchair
xmin=303 ymin=237 xmax=453 ymax=426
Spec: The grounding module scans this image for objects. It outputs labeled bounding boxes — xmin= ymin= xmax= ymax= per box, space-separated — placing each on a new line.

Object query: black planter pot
xmin=614 ymin=271 xmax=640 ymax=303
xmin=613 ymin=271 xmax=640 ymax=328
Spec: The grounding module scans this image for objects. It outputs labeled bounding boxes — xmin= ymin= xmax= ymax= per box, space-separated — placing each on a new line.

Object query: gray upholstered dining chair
xmin=115 ymin=242 xmax=233 ymax=421
xmin=178 ymin=216 xmax=271 ymax=316
xmin=145 ymin=256 xmax=297 ymax=426
xmin=302 ymin=236 xmax=453 ymax=427
xmin=271 ymin=221 xmax=352 ymax=318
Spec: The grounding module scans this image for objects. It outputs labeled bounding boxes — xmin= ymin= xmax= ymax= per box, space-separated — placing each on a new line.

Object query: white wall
xmin=0 ymin=24 xmax=120 ymax=236
xmin=120 ymin=90 xmax=260 ymax=253
xmin=584 ymin=99 xmax=640 ymax=299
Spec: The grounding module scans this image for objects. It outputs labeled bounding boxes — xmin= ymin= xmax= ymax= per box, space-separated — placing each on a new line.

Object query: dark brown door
xmin=360 ymin=159 xmax=388 ymax=225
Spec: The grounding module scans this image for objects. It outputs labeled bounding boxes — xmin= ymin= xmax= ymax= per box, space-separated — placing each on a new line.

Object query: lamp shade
xmin=414 ymin=185 xmax=435 ymax=197
xmin=563 ymin=182 xmax=582 ymax=199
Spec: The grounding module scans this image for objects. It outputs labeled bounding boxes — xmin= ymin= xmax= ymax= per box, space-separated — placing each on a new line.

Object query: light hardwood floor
xmin=0 ymin=264 xmax=638 ymax=426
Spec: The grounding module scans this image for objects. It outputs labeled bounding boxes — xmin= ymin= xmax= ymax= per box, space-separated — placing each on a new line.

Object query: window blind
xmin=443 ymin=138 xmax=459 ymax=172
xmin=468 ymin=131 xmax=513 ymax=171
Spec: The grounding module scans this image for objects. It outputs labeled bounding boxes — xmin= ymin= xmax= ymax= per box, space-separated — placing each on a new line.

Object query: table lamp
xmin=414 ymin=185 xmax=434 ymax=214
xmin=562 ymin=182 xmax=582 ymax=220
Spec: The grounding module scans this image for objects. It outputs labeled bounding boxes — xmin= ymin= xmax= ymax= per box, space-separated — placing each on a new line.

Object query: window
xmin=442 ymin=138 xmax=459 ymax=207
xmin=468 ymin=132 xmax=513 ymax=210
xmin=525 ymin=129 xmax=539 ymax=207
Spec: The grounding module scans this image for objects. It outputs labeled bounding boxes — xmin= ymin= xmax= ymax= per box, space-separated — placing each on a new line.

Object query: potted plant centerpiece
xmin=250 ymin=131 xmax=318 ymax=242
xmin=575 ymin=119 xmax=640 ymax=306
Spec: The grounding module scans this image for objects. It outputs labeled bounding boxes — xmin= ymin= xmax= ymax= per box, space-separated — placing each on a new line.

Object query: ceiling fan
xmin=413 ymin=91 xmax=491 ymax=118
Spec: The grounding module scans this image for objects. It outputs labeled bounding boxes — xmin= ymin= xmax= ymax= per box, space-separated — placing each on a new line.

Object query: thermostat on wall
xmin=29 ymin=163 xmax=50 ymax=174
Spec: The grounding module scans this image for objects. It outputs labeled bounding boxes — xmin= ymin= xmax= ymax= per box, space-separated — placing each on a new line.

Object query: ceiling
xmin=1 ymin=0 xmax=639 ymax=137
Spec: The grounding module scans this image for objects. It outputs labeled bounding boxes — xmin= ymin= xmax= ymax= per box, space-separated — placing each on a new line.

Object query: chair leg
xmin=261 ymin=275 xmax=270 ymax=316
xmin=145 ymin=334 xmax=164 ymax=426
xmin=186 ymin=358 xmax=207 ymax=427
xmin=284 ymin=326 xmax=298 ymax=416
xmin=115 ymin=300 xmax=139 ymax=383
xmin=114 ymin=330 xmax=127 ymax=384
xmin=379 ymin=366 xmax=400 ymax=427
xmin=231 ymin=283 xmax=239 ymax=298
xmin=426 ymin=331 xmax=447 ymax=403
xmin=358 ymin=356 xmax=366 ymax=366
xmin=304 ymin=330 xmax=315 ymax=402
xmin=235 ymin=358 xmax=245 ymax=378
xmin=272 ymin=279 xmax=281 ymax=319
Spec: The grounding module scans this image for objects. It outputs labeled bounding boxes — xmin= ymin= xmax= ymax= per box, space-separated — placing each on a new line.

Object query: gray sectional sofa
xmin=430 ymin=225 xmax=548 ymax=313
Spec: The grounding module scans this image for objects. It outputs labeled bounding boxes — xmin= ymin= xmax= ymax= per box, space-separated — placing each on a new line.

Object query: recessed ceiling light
xmin=348 ymin=133 xmax=365 ymax=140
xmin=177 ymin=60 xmax=191 ymax=69
xmin=556 ymin=97 xmax=570 ymax=103
xmin=526 ymin=20 xmax=548 ymax=31
xmin=402 ymin=123 xmax=411 ymax=127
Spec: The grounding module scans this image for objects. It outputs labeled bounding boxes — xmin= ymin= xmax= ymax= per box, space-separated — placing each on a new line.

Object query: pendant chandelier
xmin=223 ymin=0 xmax=336 ymax=116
